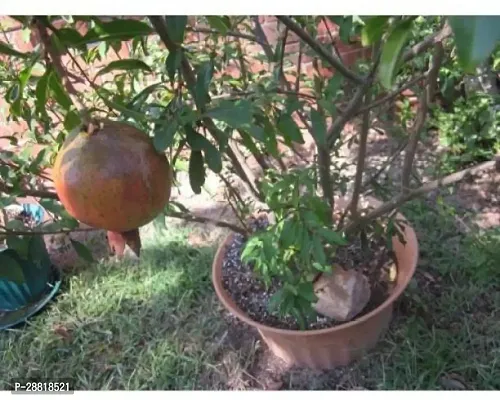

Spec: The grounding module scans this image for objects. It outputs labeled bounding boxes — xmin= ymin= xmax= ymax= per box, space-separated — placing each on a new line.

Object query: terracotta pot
xmin=212 ymin=197 xmax=419 ymax=369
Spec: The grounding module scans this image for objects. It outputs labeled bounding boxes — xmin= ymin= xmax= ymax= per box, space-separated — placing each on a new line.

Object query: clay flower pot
xmin=212 ymin=197 xmax=419 ymax=369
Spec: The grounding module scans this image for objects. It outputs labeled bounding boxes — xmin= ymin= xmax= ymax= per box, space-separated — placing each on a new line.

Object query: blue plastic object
xmin=21 ymin=204 xmax=45 ymax=225
xmin=0 ymin=248 xmax=52 ymax=311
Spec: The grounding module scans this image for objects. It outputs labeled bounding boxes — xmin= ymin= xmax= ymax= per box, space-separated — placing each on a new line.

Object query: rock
xmin=313 ymin=266 xmax=371 ymax=322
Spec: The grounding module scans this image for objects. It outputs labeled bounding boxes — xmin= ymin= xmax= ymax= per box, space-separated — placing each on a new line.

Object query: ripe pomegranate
xmin=53 ymin=119 xmax=172 ymax=232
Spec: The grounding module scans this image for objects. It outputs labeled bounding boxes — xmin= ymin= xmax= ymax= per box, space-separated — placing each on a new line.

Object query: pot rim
xmin=212 ymin=197 xmax=419 ymax=337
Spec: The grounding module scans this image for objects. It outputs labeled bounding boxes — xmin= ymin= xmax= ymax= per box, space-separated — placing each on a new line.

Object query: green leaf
xmin=268 ymin=289 xmax=285 ymax=313
xmin=83 ymin=19 xmax=153 ymax=44
xmin=6 ymin=235 xmax=30 ymax=260
xmin=319 ymin=227 xmax=348 ymax=245
xmin=448 ymin=16 xmax=500 ymax=73
xmin=0 ymin=249 xmax=26 ymax=284
xmin=35 ymin=68 xmax=52 ymax=116
xmin=310 ymin=108 xmax=326 ymax=146
xmin=312 ymin=235 xmax=326 ymax=265
xmin=206 ymin=100 xmax=253 ymax=129
xmin=55 ymin=28 xmax=86 ymax=51
xmin=70 ymin=239 xmax=94 ymax=263
xmin=378 ymin=18 xmax=414 ymax=89
xmin=206 ymin=16 xmax=231 ymax=34
xmin=297 ymin=282 xmax=317 ymax=303
xmin=49 ymin=73 xmax=73 ymax=110
xmin=63 ymin=110 xmax=82 ymax=131
xmin=28 ymin=235 xmax=51 ymax=269
xmin=203 ymin=144 xmax=222 ymax=173
xmin=127 ymin=82 xmax=164 ymax=108
xmin=96 ymin=59 xmax=152 ymax=77
xmin=0 ymin=41 xmax=30 ymax=58
xmin=188 ymin=150 xmax=205 ymax=194
xmin=185 ymin=126 xmax=222 ymax=173
xmin=325 ymin=74 xmax=343 ymax=98
xmin=165 ymin=49 xmax=182 ymax=83
xmin=277 ymin=114 xmax=304 ymax=144
xmin=154 ymin=120 xmax=178 ymax=152
xmin=361 ymin=16 xmax=390 ymax=46
xmin=165 ymin=16 xmax=188 ymax=44
xmin=195 ymin=61 xmax=214 ymax=109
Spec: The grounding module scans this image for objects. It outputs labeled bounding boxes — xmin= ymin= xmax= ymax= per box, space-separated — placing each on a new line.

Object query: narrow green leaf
xmin=448 ymin=16 xmax=500 ymax=73
xmin=378 ymin=18 xmax=414 ymax=89
xmin=312 ymin=235 xmax=326 ymax=265
xmin=165 ymin=16 xmax=188 ymax=44
xmin=206 ymin=16 xmax=231 ymax=34
xmin=63 ymin=110 xmax=82 ymax=131
xmin=96 ymin=59 xmax=152 ymax=77
xmin=0 ymin=41 xmax=30 ymax=58
xmin=195 ymin=61 xmax=214 ymax=109
xmin=0 ymin=249 xmax=26 ymax=284
xmin=188 ymin=150 xmax=205 ymax=194
xmin=310 ymin=108 xmax=326 ymax=146
xmin=83 ymin=19 xmax=153 ymax=44
xmin=6 ymin=235 xmax=30 ymax=260
xmin=127 ymin=82 xmax=164 ymax=108
xmin=204 ymin=144 xmax=222 ymax=173
xmin=165 ymin=49 xmax=182 ymax=83
xmin=154 ymin=120 xmax=178 ymax=152
xmin=361 ymin=16 xmax=390 ymax=46
xmin=277 ymin=114 xmax=305 ymax=144
xmin=70 ymin=239 xmax=94 ymax=263
xmin=49 ymin=73 xmax=73 ymax=110
xmin=35 ymin=68 xmax=52 ymax=116
xmin=28 ymin=235 xmax=51 ymax=269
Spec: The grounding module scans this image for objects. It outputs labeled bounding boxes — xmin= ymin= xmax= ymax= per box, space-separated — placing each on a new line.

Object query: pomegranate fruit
xmin=53 ymin=119 xmax=172 ymax=232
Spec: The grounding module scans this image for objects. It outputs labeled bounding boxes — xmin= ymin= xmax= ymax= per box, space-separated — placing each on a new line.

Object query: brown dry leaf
xmin=53 ymin=325 xmax=72 ymax=341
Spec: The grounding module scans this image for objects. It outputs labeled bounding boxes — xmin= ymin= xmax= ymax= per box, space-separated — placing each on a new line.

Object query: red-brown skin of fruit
xmin=52 ymin=120 xmax=172 ymax=232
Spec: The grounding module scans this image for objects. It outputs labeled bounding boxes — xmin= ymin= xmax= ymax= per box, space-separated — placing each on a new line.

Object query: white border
xmin=0 ymin=1 xmax=500 ymax=16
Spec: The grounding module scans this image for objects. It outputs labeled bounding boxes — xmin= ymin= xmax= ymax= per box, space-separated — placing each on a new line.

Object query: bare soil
xmin=221 ymin=214 xmax=395 ymax=331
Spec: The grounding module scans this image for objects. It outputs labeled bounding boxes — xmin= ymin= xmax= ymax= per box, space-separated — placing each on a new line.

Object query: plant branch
xmin=251 ymin=16 xmax=275 ymax=61
xmin=355 ymin=73 xmax=427 ymax=116
xmin=401 ymin=23 xmax=452 ymax=63
xmin=166 ymin=211 xmax=247 ymax=236
xmin=0 ymin=181 xmax=58 ymax=199
xmin=326 ymin=45 xmax=381 ymax=149
xmin=349 ymin=90 xmax=372 ymax=218
xmin=345 ymin=157 xmax=499 ymax=235
xmin=277 ymin=16 xmax=364 ymax=85
xmin=401 ymin=43 xmax=444 ymax=192
xmin=0 ymin=226 xmax=97 ymax=236
xmin=34 ymin=17 xmax=86 ymax=112
xmin=186 ymin=26 xmax=265 ymax=47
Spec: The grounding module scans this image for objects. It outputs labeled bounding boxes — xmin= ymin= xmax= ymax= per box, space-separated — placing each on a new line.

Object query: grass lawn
xmin=0 ymin=200 xmax=499 ymax=390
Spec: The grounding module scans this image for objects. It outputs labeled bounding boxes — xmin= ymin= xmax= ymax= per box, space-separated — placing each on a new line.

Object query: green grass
xmin=1 ymin=200 xmax=499 ymax=389
xmin=0 ymin=226 xmax=226 ymax=390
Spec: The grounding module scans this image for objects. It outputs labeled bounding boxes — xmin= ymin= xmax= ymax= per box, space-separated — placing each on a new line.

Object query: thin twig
xmin=186 ymin=26 xmax=265 ymax=47
xmin=401 ymin=23 xmax=452 ymax=63
xmin=355 ymin=73 xmax=427 ymax=116
xmin=166 ymin=211 xmax=247 ymax=236
xmin=0 ymin=182 xmax=58 ymax=199
xmin=349 ymin=90 xmax=372 ymax=218
xmin=326 ymin=45 xmax=381 ymax=149
xmin=251 ymin=16 xmax=275 ymax=61
xmin=277 ymin=16 xmax=364 ymax=85
xmin=401 ymin=43 xmax=444 ymax=192
xmin=0 ymin=226 xmax=98 ymax=236
xmin=345 ymin=157 xmax=499 ymax=235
